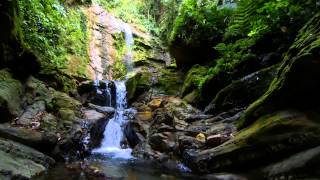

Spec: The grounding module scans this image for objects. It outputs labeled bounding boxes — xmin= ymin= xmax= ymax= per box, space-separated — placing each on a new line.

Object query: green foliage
xmin=196 ymin=0 xmax=317 ymax=90
xmin=93 ymin=0 xmax=157 ymax=33
xmin=17 ymin=0 xmax=89 ymax=76
xmin=112 ymin=33 xmax=128 ymax=80
xmin=170 ymin=0 xmax=233 ymax=45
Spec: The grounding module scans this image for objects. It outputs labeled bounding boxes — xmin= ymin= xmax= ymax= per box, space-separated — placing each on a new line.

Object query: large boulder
xmin=184 ymin=109 xmax=320 ymax=173
xmin=0 ymin=138 xmax=55 ymax=179
xmin=239 ymin=13 xmax=320 ymax=128
xmin=125 ymin=71 xmax=152 ymax=103
xmin=204 ymin=65 xmax=279 ymax=114
xmin=0 ymin=69 xmax=23 ymax=123
xmin=0 ymin=124 xmax=58 ymax=154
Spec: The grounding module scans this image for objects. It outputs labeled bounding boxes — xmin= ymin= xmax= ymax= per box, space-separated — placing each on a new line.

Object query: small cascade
xmin=104 ymin=80 xmax=112 ymax=107
xmin=122 ymin=23 xmax=134 ymax=73
xmin=93 ymin=81 xmax=133 ymax=159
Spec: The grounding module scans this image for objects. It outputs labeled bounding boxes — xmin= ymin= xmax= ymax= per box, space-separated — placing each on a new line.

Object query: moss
xmin=125 ymin=70 xmax=152 ymax=102
xmin=188 ymin=109 xmax=320 ymax=172
xmin=0 ymin=69 xmax=23 ymax=122
xmin=209 ymin=64 xmax=279 ymax=112
xmin=111 ymin=33 xmax=128 ymax=80
xmin=58 ymin=108 xmax=76 ymax=122
xmin=17 ymin=0 xmax=89 ymax=77
xmin=155 ymin=68 xmax=183 ymax=95
xmin=238 ymin=13 xmax=320 ymax=129
xmin=181 ymin=65 xmax=208 ymax=97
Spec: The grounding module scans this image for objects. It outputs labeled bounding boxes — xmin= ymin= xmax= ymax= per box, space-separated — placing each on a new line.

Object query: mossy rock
xmin=185 ymin=109 xmax=320 ymax=173
xmin=58 ymin=108 xmax=76 ymax=122
xmin=205 ymin=64 xmax=279 ymax=114
xmin=239 ymin=13 xmax=320 ymax=129
xmin=0 ymin=138 xmax=55 ymax=179
xmin=181 ymin=65 xmax=208 ymax=97
xmin=0 ymin=69 xmax=23 ymax=122
xmin=155 ymin=69 xmax=183 ymax=95
xmin=52 ymin=91 xmax=81 ymax=111
xmin=126 ymin=71 xmax=152 ymax=103
xmin=183 ymin=89 xmax=202 ymax=107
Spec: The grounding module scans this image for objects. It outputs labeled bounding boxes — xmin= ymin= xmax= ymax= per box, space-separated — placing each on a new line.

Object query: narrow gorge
xmin=1 ymin=0 xmax=320 ymax=179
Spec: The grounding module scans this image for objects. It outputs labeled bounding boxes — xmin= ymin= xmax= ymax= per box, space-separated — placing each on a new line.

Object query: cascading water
xmin=123 ymin=23 xmax=134 ymax=73
xmin=93 ymin=22 xmax=135 ymax=159
xmin=93 ymin=81 xmax=133 ymax=159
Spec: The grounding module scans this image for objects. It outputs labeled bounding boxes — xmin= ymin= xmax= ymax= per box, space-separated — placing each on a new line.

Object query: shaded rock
xmin=81 ymin=109 xmax=112 ymax=150
xmin=52 ymin=91 xmax=82 ymax=111
xmin=185 ymin=109 xmax=320 ymax=173
xmin=206 ymin=134 xmax=230 ymax=148
xmin=0 ymin=138 xmax=55 ymax=179
xmin=148 ymin=98 xmax=163 ymax=110
xmin=184 ymin=114 xmax=213 ymax=123
xmin=0 ymin=69 xmax=23 ymax=122
xmin=87 ymin=103 xmax=115 ymax=115
xmin=263 ymin=145 xmax=320 ymax=178
xmin=200 ymin=173 xmax=247 ymax=180
xmin=178 ymin=135 xmax=205 ymax=151
xmin=135 ymin=111 xmax=153 ymax=121
xmin=126 ymin=71 xmax=152 ymax=103
xmin=124 ymin=121 xmax=144 ymax=148
xmin=17 ymin=100 xmax=46 ymax=126
xmin=183 ymin=89 xmax=202 ymax=107
xmin=40 ymin=113 xmax=58 ymax=132
xmin=149 ymin=132 xmax=176 ymax=152
xmin=58 ymin=108 xmax=76 ymax=122
xmin=78 ymin=80 xmax=116 ymax=107
xmin=0 ymin=124 xmax=58 ymax=154
xmin=205 ymin=65 xmax=279 ymax=114
xmin=181 ymin=65 xmax=208 ymax=97
xmin=83 ymin=109 xmax=106 ymax=121
xmin=240 ymin=13 xmax=320 ymax=128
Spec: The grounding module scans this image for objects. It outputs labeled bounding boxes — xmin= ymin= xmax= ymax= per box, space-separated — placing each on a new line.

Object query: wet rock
xmin=178 ymin=135 xmax=205 ymax=151
xmin=124 ymin=121 xmax=145 ymax=148
xmin=200 ymin=173 xmax=248 ymax=180
xmin=184 ymin=114 xmax=213 ymax=123
xmin=82 ymin=108 xmax=112 ymax=150
xmin=78 ymin=81 xmax=116 ymax=107
xmin=83 ymin=109 xmax=106 ymax=121
xmin=149 ymin=132 xmax=176 ymax=152
xmin=0 ymin=138 xmax=55 ymax=179
xmin=87 ymin=103 xmax=115 ymax=115
xmin=263 ymin=145 xmax=320 ymax=178
xmin=206 ymin=134 xmax=230 ymax=148
xmin=153 ymin=108 xmax=174 ymax=126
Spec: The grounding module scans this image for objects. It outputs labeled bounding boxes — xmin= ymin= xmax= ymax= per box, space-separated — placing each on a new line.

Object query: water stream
xmin=92 ymin=81 xmax=133 ymax=159
xmin=123 ymin=23 xmax=134 ymax=73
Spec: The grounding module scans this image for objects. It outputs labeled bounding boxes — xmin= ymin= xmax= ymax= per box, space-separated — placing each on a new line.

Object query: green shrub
xmin=17 ymin=0 xmax=89 ymax=76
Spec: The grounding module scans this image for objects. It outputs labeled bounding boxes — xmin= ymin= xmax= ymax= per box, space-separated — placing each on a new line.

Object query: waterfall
xmin=123 ymin=23 xmax=134 ymax=73
xmin=93 ymin=81 xmax=132 ymax=159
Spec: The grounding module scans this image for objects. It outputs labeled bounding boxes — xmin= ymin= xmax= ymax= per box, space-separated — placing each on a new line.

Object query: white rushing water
xmin=123 ymin=23 xmax=134 ymax=73
xmin=93 ymin=81 xmax=132 ymax=159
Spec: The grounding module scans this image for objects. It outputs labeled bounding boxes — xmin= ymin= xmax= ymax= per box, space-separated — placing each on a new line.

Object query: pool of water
xmin=34 ymin=153 xmax=200 ymax=180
